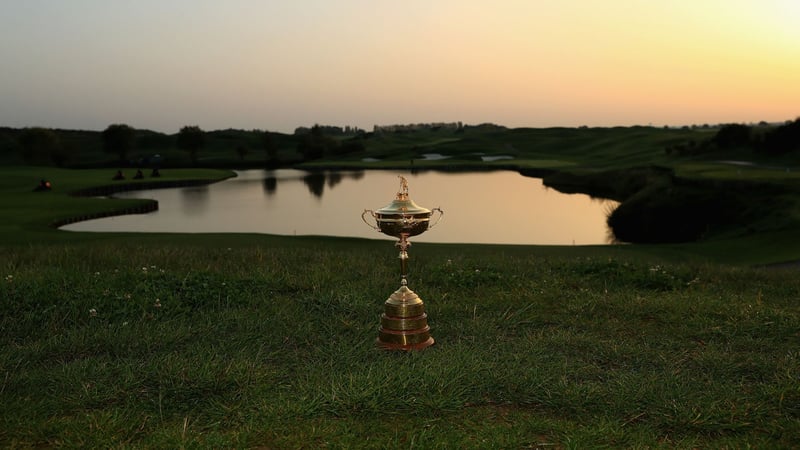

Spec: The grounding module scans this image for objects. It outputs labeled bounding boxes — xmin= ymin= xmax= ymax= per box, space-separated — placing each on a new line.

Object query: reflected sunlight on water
xmin=62 ymin=169 xmax=618 ymax=245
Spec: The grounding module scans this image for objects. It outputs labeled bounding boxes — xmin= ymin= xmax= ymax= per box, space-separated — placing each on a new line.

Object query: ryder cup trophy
xmin=362 ymin=176 xmax=443 ymax=350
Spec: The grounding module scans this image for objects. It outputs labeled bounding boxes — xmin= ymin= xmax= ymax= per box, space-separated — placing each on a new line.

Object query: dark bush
xmin=760 ymin=118 xmax=800 ymax=155
xmin=712 ymin=123 xmax=752 ymax=149
xmin=609 ymin=187 xmax=736 ymax=243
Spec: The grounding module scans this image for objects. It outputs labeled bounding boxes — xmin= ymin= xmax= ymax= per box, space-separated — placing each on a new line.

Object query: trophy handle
xmin=361 ymin=209 xmax=380 ymax=231
xmin=428 ymin=207 xmax=444 ymax=229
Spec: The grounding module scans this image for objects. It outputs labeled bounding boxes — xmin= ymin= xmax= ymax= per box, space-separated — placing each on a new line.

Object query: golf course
xmin=1 ymin=123 xmax=799 ymax=447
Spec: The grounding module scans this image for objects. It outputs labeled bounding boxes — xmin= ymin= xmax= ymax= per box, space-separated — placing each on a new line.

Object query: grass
xmin=298 ymin=126 xmax=706 ymax=170
xmin=2 ymin=122 xmax=800 ymax=446
xmin=2 ymin=239 xmax=799 ymax=447
xmin=3 ymin=163 xmax=800 ymax=266
xmin=0 ymin=166 xmax=233 ymax=243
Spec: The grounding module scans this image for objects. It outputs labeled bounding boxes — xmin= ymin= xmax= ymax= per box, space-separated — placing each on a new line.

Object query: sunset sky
xmin=1 ymin=1 xmax=798 ymax=134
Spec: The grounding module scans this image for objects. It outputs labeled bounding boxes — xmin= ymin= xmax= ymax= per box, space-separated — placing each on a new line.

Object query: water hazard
xmin=61 ymin=169 xmax=617 ymax=245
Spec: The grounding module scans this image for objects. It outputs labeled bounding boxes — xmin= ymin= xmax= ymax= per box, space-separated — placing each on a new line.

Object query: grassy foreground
xmin=1 ymin=160 xmax=799 ymax=446
xmin=2 ymin=236 xmax=799 ymax=448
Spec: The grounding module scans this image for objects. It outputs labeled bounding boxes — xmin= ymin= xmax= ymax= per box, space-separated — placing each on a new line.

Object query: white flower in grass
xmin=89 ymin=308 xmax=97 ymax=317
xmin=153 ymin=298 xmax=162 ymax=308
xmin=5 ymin=275 xmax=12 ymax=282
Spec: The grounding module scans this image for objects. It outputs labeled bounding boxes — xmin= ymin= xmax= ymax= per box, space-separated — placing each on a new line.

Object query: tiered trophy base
xmin=377 ymin=285 xmax=434 ymax=351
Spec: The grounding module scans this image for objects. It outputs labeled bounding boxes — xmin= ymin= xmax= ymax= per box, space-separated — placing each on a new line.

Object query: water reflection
xmin=62 ymin=169 xmax=618 ymax=245
xmin=303 ymin=172 xmax=326 ymax=199
xmin=180 ymin=185 xmax=209 ymax=215
xmin=327 ymin=172 xmax=343 ymax=188
xmin=299 ymin=171 xmax=368 ymax=199
xmin=262 ymin=176 xmax=277 ymax=196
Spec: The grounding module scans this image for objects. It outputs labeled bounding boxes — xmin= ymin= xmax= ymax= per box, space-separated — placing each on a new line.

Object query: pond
xmin=61 ymin=169 xmax=618 ymax=245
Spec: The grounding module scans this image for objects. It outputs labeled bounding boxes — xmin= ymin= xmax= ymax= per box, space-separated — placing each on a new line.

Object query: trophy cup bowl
xmin=362 ymin=198 xmax=441 ymax=238
xmin=362 ymin=176 xmax=443 ymax=351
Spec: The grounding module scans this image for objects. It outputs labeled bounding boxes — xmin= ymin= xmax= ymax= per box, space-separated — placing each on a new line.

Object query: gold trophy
xmin=362 ymin=176 xmax=443 ymax=350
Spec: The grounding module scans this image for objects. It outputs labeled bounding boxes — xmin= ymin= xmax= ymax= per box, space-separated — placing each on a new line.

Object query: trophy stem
xmin=397 ymin=233 xmax=410 ymax=286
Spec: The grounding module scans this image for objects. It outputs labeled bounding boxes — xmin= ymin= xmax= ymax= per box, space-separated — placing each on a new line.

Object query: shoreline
xmin=53 ymin=176 xmax=236 ymax=229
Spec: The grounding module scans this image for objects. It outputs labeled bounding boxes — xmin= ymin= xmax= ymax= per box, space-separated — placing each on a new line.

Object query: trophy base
xmin=377 ymin=285 xmax=435 ymax=351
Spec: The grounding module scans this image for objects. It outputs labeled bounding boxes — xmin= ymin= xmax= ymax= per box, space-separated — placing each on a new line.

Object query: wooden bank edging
xmin=52 ymin=179 xmax=221 ymax=229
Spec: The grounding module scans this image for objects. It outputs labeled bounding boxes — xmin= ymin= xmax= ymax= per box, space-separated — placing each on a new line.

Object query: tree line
xmin=0 ymin=125 xmax=316 ymax=167
xmin=2 ymin=120 xmax=493 ymax=167
xmin=295 ymin=124 xmax=365 ymax=160
xmin=664 ymin=118 xmax=800 ymax=156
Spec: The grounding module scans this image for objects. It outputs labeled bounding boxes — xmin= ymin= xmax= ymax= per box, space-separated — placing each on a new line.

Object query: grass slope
xmin=1 ymin=240 xmax=798 ymax=447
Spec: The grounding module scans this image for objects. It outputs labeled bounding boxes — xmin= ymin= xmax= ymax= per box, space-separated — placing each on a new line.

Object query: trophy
xmin=362 ymin=176 xmax=443 ymax=350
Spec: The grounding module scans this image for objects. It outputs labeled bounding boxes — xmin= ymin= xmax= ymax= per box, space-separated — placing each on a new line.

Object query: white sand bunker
xmin=419 ymin=153 xmax=452 ymax=160
xmin=482 ymin=155 xmax=514 ymax=162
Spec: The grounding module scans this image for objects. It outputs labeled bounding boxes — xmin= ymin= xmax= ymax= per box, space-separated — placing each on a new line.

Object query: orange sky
xmin=1 ymin=1 xmax=798 ymax=133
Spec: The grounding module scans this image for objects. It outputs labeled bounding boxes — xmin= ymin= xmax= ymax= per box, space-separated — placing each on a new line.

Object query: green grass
xmin=2 ymin=122 xmax=800 ymax=446
xmin=299 ymin=126 xmax=706 ymax=170
xmin=2 ymin=240 xmax=798 ymax=447
xmin=0 ymin=166 xmax=233 ymax=244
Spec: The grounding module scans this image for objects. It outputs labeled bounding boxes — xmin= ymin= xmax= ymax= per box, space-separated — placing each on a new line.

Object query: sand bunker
xmin=481 ymin=155 xmax=514 ymax=162
xmin=419 ymin=153 xmax=452 ymax=160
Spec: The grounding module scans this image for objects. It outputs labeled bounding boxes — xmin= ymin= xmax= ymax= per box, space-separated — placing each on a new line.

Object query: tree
xmin=261 ymin=130 xmax=278 ymax=163
xmin=297 ymin=124 xmax=335 ymax=161
xmin=0 ymin=131 xmax=22 ymax=162
xmin=331 ymin=137 xmax=365 ymax=156
xmin=235 ymin=144 xmax=249 ymax=161
xmin=176 ymin=126 xmax=205 ymax=165
xmin=712 ymin=124 xmax=752 ymax=149
xmin=19 ymin=127 xmax=63 ymax=166
xmin=761 ymin=118 xmax=800 ymax=155
xmin=102 ymin=124 xmax=136 ymax=163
